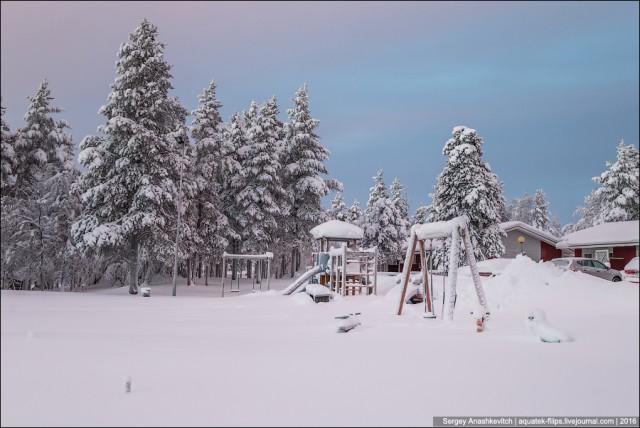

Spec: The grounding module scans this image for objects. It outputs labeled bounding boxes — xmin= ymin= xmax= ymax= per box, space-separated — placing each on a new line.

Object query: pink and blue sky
xmin=1 ymin=1 xmax=638 ymax=225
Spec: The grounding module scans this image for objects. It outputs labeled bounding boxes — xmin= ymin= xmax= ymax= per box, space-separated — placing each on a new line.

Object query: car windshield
xmin=552 ymin=260 xmax=570 ymax=267
xmin=592 ymin=260 xmax=607 ymax=269
xmin=626 ymin=258 xmax=639 ymax=270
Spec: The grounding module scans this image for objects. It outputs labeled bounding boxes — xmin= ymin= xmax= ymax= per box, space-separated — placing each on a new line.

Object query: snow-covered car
xmin=622 ymin=256 xmax=639 ymax=283
xmin=551 ymin=257 xmax=623 ymax=282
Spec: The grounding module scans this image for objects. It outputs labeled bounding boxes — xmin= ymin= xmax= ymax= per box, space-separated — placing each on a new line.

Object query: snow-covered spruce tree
xmin=347 ymin=199 xmax=363 ymax=226
xmin=1 ymin=99 xmax=17 ymax=197
xmin=507 ymin=192 xmax=534 ymax=225
xmin=390 ymin=177 xmax=410 ymax=240
xmin=188 ymin=81 xmax=238 ymax=281
xmin=411 ymin=203 xmax=430 ymax=226
xmin=329 ymin=191 xmax=347 ymax=221
xmin=532 ymin=188 xmax=550 ymax=231
xmin=72 ymin=19 xmax=188 ymax=294
xmin=428 ymin=126 xmax=506 ymax=270
xmin=571 ymin=189 xmax=604 ymax=231
xmin=549 ymin=215 xmax=562 ymax=237
xmin=281 ymin=84 xmax=341 ymax=275
xmin=591 ymin=140 xmax=639 ymax=223
xmin=3 ymin=81 xmax=79 ymax=290
xmin=232 ymin=97 xmax=287 ymax=255
xmin=362 ymin=169 xmax=404 ymax=267
xmin=222 ymin=111 xmax=246 ymax=236
xmin=13 ymin=79 xmax=75 ymax=190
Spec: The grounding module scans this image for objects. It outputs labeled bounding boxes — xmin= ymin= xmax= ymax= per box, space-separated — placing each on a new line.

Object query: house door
xmin=594 ymin=249 xmax=610 ymax=266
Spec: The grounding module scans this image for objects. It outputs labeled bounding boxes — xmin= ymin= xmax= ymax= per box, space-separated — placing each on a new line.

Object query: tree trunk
xmin=187 ymin=259 xmax=192 ymax=286
xmin=205 ymin=263 xmax=209 ymax=286
xmin=128 ymin=238 xmax=139 ymax=294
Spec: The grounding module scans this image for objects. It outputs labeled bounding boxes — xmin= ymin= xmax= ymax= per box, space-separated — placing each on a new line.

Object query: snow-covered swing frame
xmin=220 ymin=252 xmax=273 ymax=297
xmin=397 ymin=215 xmax=489 ymax=324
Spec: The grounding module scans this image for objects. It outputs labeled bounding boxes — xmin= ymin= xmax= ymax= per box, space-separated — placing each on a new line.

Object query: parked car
xmin=551 ymin=257 xmax=623 ymax=282
xmin=622 ymin=256 xmax=639 ymax=283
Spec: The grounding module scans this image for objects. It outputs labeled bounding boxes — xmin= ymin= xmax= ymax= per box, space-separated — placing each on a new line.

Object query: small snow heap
xmin=336 ymin=313 xmax=361 ymax=333
xmin=525 ymin=308 xmax=572 ymax=343
xmin=472 ymin=306 xmax=488 ymax=321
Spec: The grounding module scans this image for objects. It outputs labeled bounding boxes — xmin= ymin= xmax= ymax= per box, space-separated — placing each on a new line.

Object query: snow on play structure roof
xmin=556 ymin=220 xmax=639 ymax=249
xmin=310 ymin=220 xmax=364 ymax=240
xmin=410 ymin=217 xmax=468 ymax=240
xmin=500 ymin=221 xmax=561 ymax=245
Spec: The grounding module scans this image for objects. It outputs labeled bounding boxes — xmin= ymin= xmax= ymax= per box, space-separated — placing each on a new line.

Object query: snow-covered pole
xmin=442 ymin=220 xmax=461 ymax=321
xmin=171 ymin=129 xmax=188 ymax=297
xmin=460 ymin=223 xmax=490 ymax=319
xmin=397 ymin=229 xmax=418 ymax=315
xmin=341 ymin=243 xmax=347 ymax=296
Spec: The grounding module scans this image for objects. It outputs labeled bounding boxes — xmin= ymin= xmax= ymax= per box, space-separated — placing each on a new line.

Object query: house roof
xmin=310 ymin=220 xmax=364 ymax=240
xmin=500 ymin=221 xmax=561 ymax=246
xmin=556 ymin=220 xmax=639 ymax=249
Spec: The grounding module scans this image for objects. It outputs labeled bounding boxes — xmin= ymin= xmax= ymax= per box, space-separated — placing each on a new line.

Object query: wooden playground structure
xmin=300 ymin=220 xmax=378 ymax=296
xmin=328 ymin=244 xmax=378 ymax=296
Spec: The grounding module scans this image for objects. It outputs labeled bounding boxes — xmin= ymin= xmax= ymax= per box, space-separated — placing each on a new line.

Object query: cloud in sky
xmin=1 ymin=1 xmax=638 ymax=225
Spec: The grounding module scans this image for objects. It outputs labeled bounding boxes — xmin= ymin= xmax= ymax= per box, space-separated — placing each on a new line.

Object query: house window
xmin=584 ymin=252 xmax=593 ymax=258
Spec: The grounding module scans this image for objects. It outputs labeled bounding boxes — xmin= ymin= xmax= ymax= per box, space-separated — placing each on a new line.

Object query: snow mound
xmin=290 ymin=292 xmax=313 ymax=306
xmin=457 ymin=255 xmax=564 ymax=312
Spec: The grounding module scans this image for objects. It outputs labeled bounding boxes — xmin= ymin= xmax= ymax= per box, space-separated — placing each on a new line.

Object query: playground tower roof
xmin=310 ymin=220 xmax=364 ymax=240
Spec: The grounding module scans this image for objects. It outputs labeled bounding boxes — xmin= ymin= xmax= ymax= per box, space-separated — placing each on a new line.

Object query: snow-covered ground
xmin=2 ymin=256 xmax=638 ymax=427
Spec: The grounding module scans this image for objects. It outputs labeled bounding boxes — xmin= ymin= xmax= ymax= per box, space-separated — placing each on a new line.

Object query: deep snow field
xmin=1 ymin=256 xmax=638 ymax=427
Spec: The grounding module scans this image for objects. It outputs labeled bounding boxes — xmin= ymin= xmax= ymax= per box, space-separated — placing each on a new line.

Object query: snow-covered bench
xmin=305 ymin=284 xmax=332 ymax=303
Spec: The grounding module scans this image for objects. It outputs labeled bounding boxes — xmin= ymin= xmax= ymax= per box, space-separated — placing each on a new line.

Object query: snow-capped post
xmin=397 ymin=230 xmax=418 ymax=315
xmin=419 ymin=239 xmax=435 ymax=317
xmin=459 ymin=217 xmax=490 ymax=321
xmin=171 ymin=127 xmax=188 ymax=297
xmin=341 ymin=243 xmax=347 ymax=296
xmin=442 ymin=222 xmax=461 ymax=321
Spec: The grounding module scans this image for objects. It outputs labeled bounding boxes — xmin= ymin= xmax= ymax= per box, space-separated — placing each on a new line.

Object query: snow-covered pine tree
xmin=1 ymin=99 xmax=17 ymax=196
xmin=362 ymin=169 xmax=404 ymax=266
xmin=549 ymin=215 xmax=562 ymax=237
xmin=188 ymin=80 xmax=238 ymax=281
xmin=507 ymin=192 xmax=535 ymax=225
xmin=281 ymin=84 xmax=341 ymax=274
xmin=364 ymin=169 xmax=387 ymax=219
xmin=572 ymin=190 xmax=604 ymax=231
xmin=390 ymin=177 xmax=410 ymax=240
xmin=3 ymin=81 xmax=79 ymax=290
xmin=13 ymin=79 xmax=75 ymax=191
xmin=329 ymin=191 xmax=347 ymax=221
xmin=222 ymin=111 xmax=245 ymax=226
xmin=72 ymin=19 xmax=188 ymax=294
xmin=347 ymin=199 xmax=363 ymax=226
xmin=591 ymin=140 xmax=639 ymax=223
xmin=411 ymin=203 xmax=430 ymax=226
xmin=391 ymin=178 xmax=409 ymax=220
xmin=232 ymin=97 xmax=287 ymax=254
xmin=532 ymin=189 xmax=550 ymax=231
xmin=428 ymin=126 xmax=506 ymax=269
